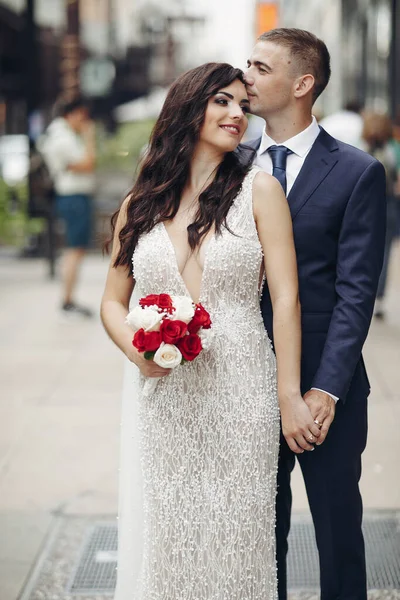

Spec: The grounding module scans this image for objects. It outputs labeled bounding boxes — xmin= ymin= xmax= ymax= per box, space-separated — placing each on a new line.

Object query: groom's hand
xmin=303 ymin=389 xmax=336 ymax=445
xmin=279 ymin=395 xmax=322 ymax=454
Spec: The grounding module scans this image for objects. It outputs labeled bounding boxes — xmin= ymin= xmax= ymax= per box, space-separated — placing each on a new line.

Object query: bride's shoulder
xmin=249 ymin=169 xmax=287 ymax=221
xmin=236 ymin=168 xmax=282 ymax=213
xmin=249 ymin=167 xmax=282 ymax=196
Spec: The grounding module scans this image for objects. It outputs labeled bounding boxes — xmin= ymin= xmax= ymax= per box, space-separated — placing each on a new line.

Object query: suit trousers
xmin=276 ymin=393 xmax=368 ymax=600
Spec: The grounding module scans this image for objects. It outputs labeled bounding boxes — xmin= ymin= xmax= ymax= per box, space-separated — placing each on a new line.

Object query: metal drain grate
xmin=288 ymin=514 xmax=400 ymax=590
xmin=287 ymin=519 xmax=320 ymax=589
xmin=67 ymin=524 xmax=117 ymax=595
xmin=363 ymin=515 xmax=400 ymax=589
xmin=67 ymin=514 xmax=400 ymax=594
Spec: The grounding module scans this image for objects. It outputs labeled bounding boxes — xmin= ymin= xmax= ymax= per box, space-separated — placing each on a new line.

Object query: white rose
xmin=171 ymin=296 xmax=195 ymax=324
xmin=153 ymin=343 xmax=182 ymax=369
xmin=126 ymin=306 xmax=163 ymax=332
xmin=198 ymin=327 xmax=214 ymax=351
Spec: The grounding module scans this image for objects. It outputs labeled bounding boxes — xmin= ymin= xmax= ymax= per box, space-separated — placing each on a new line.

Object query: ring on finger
xmin=314 ymin=419 xmax=322 ymax=429
xmin=307 ymin=434 xmax=314 ymax=443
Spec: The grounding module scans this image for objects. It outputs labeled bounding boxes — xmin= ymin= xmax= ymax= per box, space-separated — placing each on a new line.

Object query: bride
xmin=101 ymin=62 xmax=316 ymax=599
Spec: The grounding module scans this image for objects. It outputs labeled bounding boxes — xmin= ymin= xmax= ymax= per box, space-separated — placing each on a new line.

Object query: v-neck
xmin=159 ymin=221 xmax=214 ymax=305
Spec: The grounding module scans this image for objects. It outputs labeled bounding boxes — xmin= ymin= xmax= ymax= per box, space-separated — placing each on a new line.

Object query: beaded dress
xmin=115 ymin=167 xmax=280 ymax=600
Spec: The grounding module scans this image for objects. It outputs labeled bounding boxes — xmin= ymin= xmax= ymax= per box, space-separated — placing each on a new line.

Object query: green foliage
xmin=144 ymin=351 xmax=156 ymax=361
xmin=0 ymin=178 xmax=45 ymax=247
xmin=0 ymin=120 xmax=155 ymax=246
xmin=97 ymin=120 xmax=155 ymax=174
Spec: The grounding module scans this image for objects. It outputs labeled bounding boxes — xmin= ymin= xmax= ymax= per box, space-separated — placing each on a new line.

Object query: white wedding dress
xmin=115 ymin=167 xmax=280 ymax=600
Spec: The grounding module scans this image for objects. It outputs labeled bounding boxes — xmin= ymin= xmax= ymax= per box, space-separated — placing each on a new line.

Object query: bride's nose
xmin=230 ymin=105 xmax=244 ymax=120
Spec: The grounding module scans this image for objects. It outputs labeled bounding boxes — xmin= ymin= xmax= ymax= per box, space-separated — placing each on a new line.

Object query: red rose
xmin=132 ymin=329 xmax=162 ymax=353
xmin=160 ymin=319 xmax=188 ymax=344
xmin=139 ymin=293 xmax=174 ymax=314
xmin=157 ymin=294 xmax=175 ymax=313
xmin=187 ymin=304 xmax=212 ymax=334
xmin=177 ymin=333 xmax=203 ymax=361
xmin=139 ymin=294 xmax=160 ymax=308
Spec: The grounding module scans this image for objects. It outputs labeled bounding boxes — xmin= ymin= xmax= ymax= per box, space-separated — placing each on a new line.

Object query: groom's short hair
xmin=258 ymin=28 xmax=331 ymax=103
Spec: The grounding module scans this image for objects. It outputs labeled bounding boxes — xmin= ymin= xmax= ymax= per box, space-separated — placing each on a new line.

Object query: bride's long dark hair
xmin=110 ymin=62 xmax=254 ymax=272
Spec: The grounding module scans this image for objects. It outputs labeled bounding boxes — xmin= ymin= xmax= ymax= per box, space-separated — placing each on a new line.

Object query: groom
xmin=245 ymin=29 xmax=386 ymax=599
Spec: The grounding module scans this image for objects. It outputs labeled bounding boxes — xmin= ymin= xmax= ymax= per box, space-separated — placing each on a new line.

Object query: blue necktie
xmin=267 ymin=145 xmax=292 ymax=195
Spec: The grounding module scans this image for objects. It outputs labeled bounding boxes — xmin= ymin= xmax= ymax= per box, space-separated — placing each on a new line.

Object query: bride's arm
xmin=253 ymin=171 xmax=320 ymax=453
xmin=100 ymin=198 xmax=170 ymax=379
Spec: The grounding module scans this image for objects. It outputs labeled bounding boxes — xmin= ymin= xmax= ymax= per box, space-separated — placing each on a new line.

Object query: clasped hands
xmin=280 ymin=389 xmax=336 ymax=454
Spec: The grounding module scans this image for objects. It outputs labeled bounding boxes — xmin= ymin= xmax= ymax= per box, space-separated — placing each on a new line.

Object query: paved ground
xmin=0 ymin=243 xmax=399 ymax=600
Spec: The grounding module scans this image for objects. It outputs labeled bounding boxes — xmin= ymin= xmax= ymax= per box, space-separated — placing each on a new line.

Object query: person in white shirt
xmin=40 ymin=97 xmax=96 ymax=317
xmin=244 ymin=28 xmax=386 ymax=600
xmin=319 ymin=101 xmax=365 ymax=150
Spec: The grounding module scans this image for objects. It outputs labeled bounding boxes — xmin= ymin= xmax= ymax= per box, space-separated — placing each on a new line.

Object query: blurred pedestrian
xmin=319 ymin=100 xmax=364 ymax=149
xmin=362 ymin=111 xmax=400 ymax=319
xmin=40 ymin=97 xmax=95 ymax=317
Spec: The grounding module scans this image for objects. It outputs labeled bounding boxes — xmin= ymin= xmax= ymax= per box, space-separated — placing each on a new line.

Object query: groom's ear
xmin=293 ymin=74 xmax=315 ymax=99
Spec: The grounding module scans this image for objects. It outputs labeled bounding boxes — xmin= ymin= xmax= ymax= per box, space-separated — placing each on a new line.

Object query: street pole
xmin=60 ymin=0 xmax=81 ymax=100
xmin=26 ymin=0 xmax=55 ymax=275
xmin=25 ymin=0 xmax=38 ymax=129
xmin=44 ymin=0 xmax=81 ymax=280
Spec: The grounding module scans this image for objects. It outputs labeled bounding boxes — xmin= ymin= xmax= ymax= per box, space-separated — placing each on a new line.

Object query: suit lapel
xmin=287 ymin=128 xmax=339 ymax=220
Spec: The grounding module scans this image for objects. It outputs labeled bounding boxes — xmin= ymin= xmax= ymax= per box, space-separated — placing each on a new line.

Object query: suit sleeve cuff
xmin=311 ymin=387 xmax=339 ymax=403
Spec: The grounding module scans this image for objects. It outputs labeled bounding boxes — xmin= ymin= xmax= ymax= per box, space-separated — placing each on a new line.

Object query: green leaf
xmin=144 ymin=351 xmax=156 ymax=361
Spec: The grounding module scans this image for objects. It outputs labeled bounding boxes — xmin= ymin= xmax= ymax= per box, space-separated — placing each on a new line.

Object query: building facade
xmin=281 ymin=0 xmax=400 ymax=121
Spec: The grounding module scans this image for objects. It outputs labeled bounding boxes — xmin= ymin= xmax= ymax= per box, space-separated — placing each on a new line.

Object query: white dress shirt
xmin=255 ymin=116 xmax=320 ymax=194
xmin=255 ymin=116 xmax=339 ymax=403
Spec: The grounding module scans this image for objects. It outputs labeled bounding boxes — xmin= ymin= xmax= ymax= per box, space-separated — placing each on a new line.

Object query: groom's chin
xmin=247 ymin=99 xmax=258 ymax=115
xmin=248 ymin=106 xmax=259 ymax=117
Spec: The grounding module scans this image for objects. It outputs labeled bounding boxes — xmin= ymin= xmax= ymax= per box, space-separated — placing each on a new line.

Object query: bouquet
xmin=126 ymin=294 xmax=212 ymax=397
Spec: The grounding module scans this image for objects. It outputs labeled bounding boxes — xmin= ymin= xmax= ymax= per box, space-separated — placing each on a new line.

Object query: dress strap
xmin=244 ymin=165 xmax=263 ymax=191
xmin=232 ymin=166 xmax=263 ymax=237
xmin=241 ymin=166 xmax=263 ymax=207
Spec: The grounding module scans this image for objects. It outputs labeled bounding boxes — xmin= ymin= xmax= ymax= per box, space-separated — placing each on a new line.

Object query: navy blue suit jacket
xmin=245 ymin=128 xmax=386 ymax=403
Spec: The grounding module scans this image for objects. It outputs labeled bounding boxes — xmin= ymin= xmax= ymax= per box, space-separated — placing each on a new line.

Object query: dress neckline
xmin=159 ymin=221 xmax=214 ymax=305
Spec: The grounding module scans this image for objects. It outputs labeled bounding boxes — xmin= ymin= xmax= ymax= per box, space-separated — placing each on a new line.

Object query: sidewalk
xmin=0 ymin=245 xmax=399 ymax=600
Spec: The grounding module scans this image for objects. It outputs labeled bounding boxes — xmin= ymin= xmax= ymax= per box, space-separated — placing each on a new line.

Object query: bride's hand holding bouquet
xmin=126 ymin=293 xmax=212 ymax=396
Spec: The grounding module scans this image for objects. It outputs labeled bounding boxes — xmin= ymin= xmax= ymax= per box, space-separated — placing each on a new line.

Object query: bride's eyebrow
xmin=215 ymin=92 xmax=250 ymax=105
xmin=215 ymin=91 xmax=234 ymax=99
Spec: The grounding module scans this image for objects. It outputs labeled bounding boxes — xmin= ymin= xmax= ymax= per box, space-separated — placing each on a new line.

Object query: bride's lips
xmin=219 ymin=124 xmax=241 ymax=135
